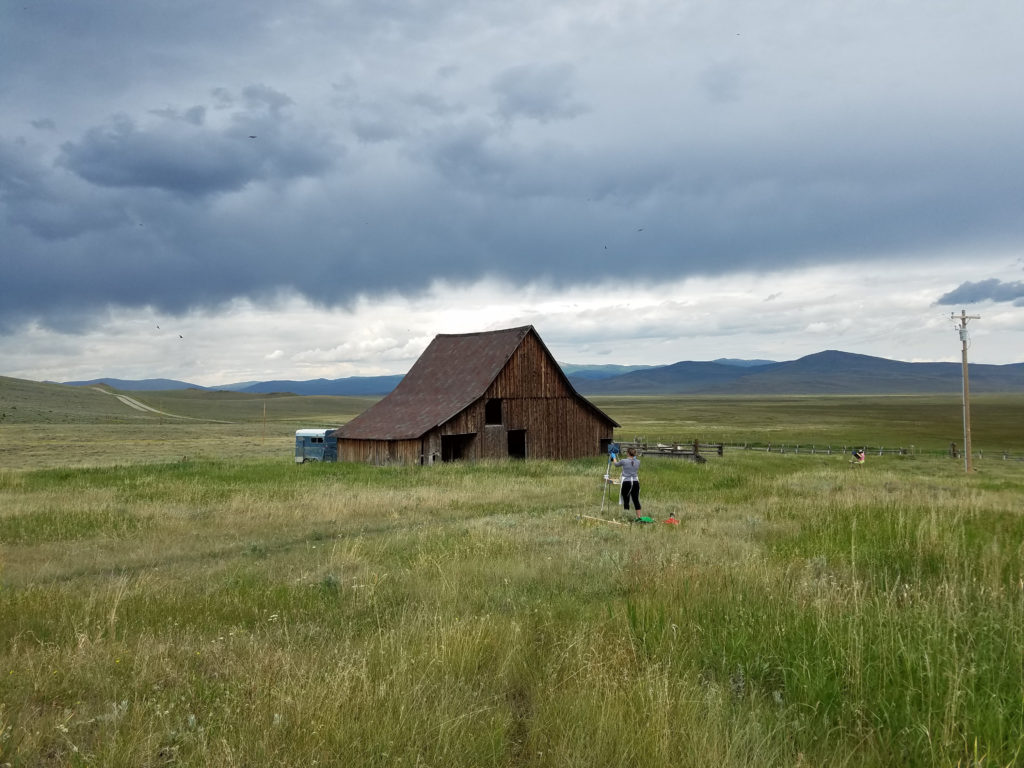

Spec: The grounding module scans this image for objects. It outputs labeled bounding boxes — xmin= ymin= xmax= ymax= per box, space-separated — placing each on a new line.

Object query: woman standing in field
xmin=612 ymin=447 xmax=642 ymax=517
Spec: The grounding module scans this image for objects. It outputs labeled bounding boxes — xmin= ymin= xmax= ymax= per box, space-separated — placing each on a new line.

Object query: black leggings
xmin=620 ymin=480 xmax=641 ymax=511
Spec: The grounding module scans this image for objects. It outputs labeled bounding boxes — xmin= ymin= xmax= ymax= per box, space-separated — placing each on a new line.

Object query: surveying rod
xmin=601 ymin=442 xmax=620 ymax=513
xmin=953 ymin=309 xmax=980 ymax=473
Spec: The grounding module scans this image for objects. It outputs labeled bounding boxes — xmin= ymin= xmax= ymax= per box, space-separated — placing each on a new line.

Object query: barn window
xmin=484 ymin=398 xmax=503 ymax=425
xmin=441 ymin=433 xmax=475 ymax=462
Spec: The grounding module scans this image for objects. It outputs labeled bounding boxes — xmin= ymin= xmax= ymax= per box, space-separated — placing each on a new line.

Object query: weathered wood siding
xmin=337 ymin=438 xmax=422 ymax=465
xmin=480 ymin=425 xmax=506 ymax=457
xmin=489 ymin=331 xmax=573 ymax=399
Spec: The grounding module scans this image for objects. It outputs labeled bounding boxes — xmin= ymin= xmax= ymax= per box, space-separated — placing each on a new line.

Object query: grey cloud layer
xmin=59 ymin=90 xmax=337 ymax=198
xmin=938 ymin=280 xmax=1024 ymax=307
xmin=2 ymin=0 xmax=1023 ymax=333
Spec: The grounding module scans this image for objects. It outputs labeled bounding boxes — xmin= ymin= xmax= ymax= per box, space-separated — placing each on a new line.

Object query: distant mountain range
xmin=62 ymin=377 xmax=202 ymax=391
xmin=62 ymin=350 xmax=1024 ymax=396
xmin=570 ymin=350 xmax=1024 ymax=395
xmin=556 ymin=363 xmax=656 ymax=380
xmin=62 ymin=374 xmax=405 ymax=396
xmin=232 ymin=375 xmax=406 ymax=396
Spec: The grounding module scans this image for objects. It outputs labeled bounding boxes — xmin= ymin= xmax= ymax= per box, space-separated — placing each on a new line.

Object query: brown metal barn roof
xmin=337 ymin=325 xmax=617 ymax=440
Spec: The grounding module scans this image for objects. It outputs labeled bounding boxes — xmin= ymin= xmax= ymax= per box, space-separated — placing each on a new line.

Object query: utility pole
xmin=952 ymin=309 xmax=980 ymax=472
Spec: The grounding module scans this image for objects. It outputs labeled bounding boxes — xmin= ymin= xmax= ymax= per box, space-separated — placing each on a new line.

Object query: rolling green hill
xmin=0 ymin=376 xmax=376 ymax=426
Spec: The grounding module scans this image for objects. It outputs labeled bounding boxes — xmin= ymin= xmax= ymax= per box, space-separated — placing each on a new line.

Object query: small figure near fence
xmin=850 ymin=448 xmax=866 ymax=466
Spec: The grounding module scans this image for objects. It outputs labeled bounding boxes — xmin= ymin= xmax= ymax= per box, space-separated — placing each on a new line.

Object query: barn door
xmin=507 ymin=430 xmax=526 ymax=459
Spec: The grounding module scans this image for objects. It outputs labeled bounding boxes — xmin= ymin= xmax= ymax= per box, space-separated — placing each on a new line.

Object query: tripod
xmin=600 ymin=443 xmax=620 ymax=514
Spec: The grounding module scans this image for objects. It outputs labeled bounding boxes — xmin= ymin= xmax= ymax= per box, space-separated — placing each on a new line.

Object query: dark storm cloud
xmin=492 ymin=63 xmax=588 ymax=122
xmin=59 ymin=88 xmax=338 ymax=198
xmin=5 ymin=111 xmax=1023 ymax=333
xmin=409 ymin=115 xmax=1023 ymax=268
xmin=937 ymin=280 xmax=1024 ymax=306
xmin=61 ymin=116 xmax=262 ymax=197
xmin=2 ymin=0 xmax=1024 ymax=337
xmin=0 ymin=137 xmax=128 ymax=239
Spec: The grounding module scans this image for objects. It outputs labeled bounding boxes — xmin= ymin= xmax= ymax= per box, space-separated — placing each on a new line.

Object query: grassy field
xmin=4 ymin=376 xmax=1024 ymax=468
xmin=2 ymin=380 xmax=1024 ymax=766
xmin=0 ymin=376 xmax=374 ymax=470
xmin=599 ymin=393 xmax=1024 ymax=455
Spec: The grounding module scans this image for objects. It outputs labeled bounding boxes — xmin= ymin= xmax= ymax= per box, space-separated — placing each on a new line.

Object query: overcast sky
xmin=2 ymin=0 xmax=1023 ymax=386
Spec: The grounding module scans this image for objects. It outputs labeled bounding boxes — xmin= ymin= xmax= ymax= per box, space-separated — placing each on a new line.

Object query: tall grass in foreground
xmin=2 ymin=454 xmax=1023 ymax=766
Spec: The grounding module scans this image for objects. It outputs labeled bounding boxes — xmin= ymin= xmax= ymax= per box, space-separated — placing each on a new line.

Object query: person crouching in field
xmin=613 ymin=447 xmax=642 ymax=517
xmin=850 ymin=448 xmax=866 ymax=465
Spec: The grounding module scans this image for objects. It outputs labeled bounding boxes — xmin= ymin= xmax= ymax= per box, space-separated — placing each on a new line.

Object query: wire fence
xmin=729 ymin=443 xmax=1024 ymax=462
xmin=622 ymin=437 xmax=1024 ymax=462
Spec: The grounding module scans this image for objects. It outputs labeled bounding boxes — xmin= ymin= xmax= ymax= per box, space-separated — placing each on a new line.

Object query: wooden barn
xmin=336 ymin=325 xmax=618 ymax=465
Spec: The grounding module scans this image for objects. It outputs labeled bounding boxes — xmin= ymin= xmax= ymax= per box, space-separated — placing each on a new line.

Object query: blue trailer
xmin=294 ymin=428 xmax=339 ymax=463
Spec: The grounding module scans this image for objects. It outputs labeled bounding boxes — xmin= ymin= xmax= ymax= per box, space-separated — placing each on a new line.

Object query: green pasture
xmin=601 ymin=393 xmax=1024 ymax=455
xmin=4 ymin=376 xmax=1024 ymax=468
xmin=0 ymin=375 xmax=373 ymax=427
xmin=1 ymin=379 xmax=1024 ymax=766
xmin=0 ymin=377 xmax=373 ymax=470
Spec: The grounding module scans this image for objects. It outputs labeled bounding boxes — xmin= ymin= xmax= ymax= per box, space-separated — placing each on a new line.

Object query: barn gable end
xmin=336 ymin=326 xmax=618 ymax=465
